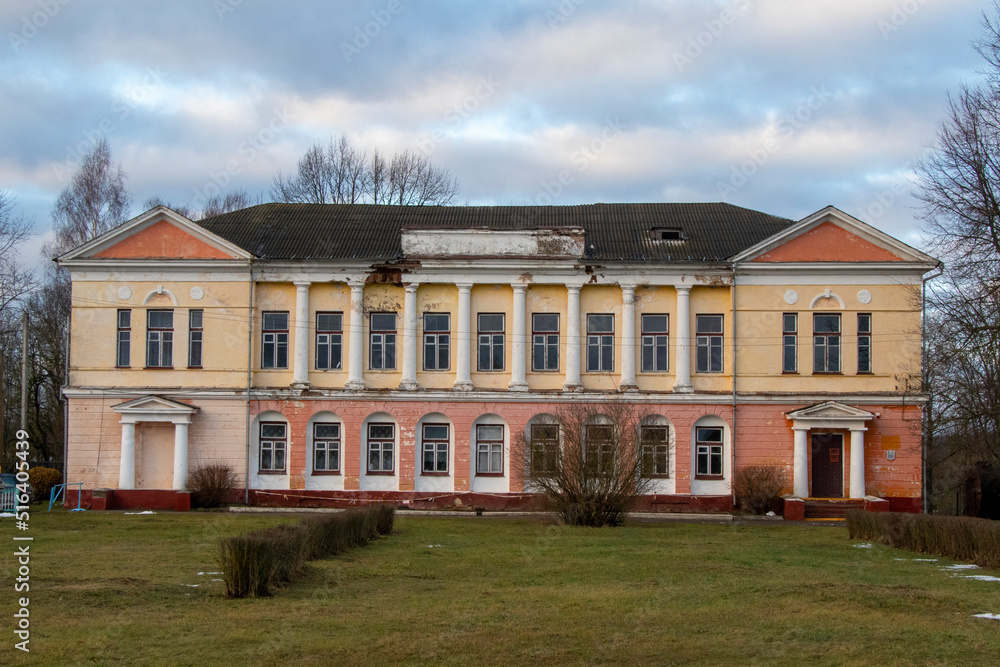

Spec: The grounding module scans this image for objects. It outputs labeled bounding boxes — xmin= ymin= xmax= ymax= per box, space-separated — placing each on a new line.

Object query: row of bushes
xmin=846 ymin=510 xmax=1000 ymax=569
xmin=219 ymin=504 xmax=396 ymax=598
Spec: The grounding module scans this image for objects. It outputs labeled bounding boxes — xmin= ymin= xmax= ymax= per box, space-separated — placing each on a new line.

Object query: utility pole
xmin=21 ymin=311 xmax=28 ymax=433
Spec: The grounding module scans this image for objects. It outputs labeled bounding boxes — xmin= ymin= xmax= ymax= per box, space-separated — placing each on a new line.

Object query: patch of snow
xmin=426 ymin=544 xmax=442 ymax=548
xmin=766 ymin=511 xmax=776 ymax=517
xmin=914 ymin=558 xmax=938 ymax=562
xmin=124 ymin=511 xmax=157 ymax=515
xmin=853 ymin=543 xmax=873 ymax=549
xmin=943 ymin=564 xmax=980 ymax=570
xmin=974 ymin=613 xmax=1000 ymax=620
xmin=964 ymin=575 xmax=1000 ymax=582
xmin=894 ymin=558 xmax=908 ymax=561
xmin=0 ymin=513 xmax=14 ymax=518
xmin=211 ymin=579 xmax=223 ymax=582
xmin=185 ymin=584 xmax=199 ymax=588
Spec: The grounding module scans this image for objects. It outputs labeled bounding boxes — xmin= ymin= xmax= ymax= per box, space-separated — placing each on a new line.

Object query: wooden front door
xmin=811 ymin=433 xmax=844 ymax=498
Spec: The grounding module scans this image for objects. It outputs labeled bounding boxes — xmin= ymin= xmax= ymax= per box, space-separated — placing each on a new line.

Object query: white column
xmin=509 ymin=284 xmax=528 ymax=391
xmin=172 ymin=421 xmax=189 ymax=490
xmin=454 ymin=283 xmax=473 ymax=391
xmin=849 ymin=427 xmax=867 ymax=498
xmin=619 ymin=284 xmax=637 ymax=392
xmin=292 ymin=281 xmax=310 ymax=389
xmin=345 ymin=281 xmax=365 ymax=391
xmin=400 ymin=283 xmax=419 ymax=391
xmin=793 ymin=427 xmax=809 ymax=498
xmin=563 ymin=285 xmax=582 ymax=392
xmin=119 ymin=421 xmax=136 ymax=490
xmin=673 ymin=285 xmax=693 ymax=393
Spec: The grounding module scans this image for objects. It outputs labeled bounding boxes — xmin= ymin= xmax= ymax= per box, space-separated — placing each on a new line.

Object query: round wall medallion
xmin=857 ymin=289 xmax=872 ymax=305
xmin=784 ymin=289 xmax=798 ymax=305
xmin=190 ymin=286 xmax=205 ymax=301
xmin=117 ymin=286 xmax=132 ymax=300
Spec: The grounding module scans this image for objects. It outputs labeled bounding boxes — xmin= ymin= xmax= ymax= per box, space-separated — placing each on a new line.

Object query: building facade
xmin=58 ymin=203 xmax=937 ymax=513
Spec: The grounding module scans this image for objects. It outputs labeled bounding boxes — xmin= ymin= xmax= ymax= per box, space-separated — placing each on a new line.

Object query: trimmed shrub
xmin=220 ymin=504 xmax=395 ymax=598
xmin=28 ymin=467 xmax=61 ymax=502
xmin=188 ymin=463 xmax=238 ymax=508
xmin=846 ymin=510 xmax=1000 ymax=569
xmin=734 ymin=465 xmax=786 ymax=515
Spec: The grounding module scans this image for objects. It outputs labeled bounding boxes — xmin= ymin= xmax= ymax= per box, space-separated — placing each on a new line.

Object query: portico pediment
xmin=112 ymin=395 xmax=199 ymax=423
xmin=785 ymin=401 xmax=874 ymax=426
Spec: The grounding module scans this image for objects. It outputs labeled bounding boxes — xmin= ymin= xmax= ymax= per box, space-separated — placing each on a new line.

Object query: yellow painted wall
xmin=689 ymin=285 xmax=732 ymax=393
xmin=254 ymin=282 xmax=296 ymax=388
xmin=526 ymin=284 xmax=568 ymax=391
xmin=362 ymin=283 xmax=403 ymax=388
xmin=634 ymin=285 xmax=676 ymax=393
xmin=579 ymin=284 xmax=621 ymax=392
xmin=306 ymin=282 xmax=351 ymax=387
xmin=416 ymin=283 xmax=458 ymax=390
xmin=470 ymin=284 xmax=513 ymax=390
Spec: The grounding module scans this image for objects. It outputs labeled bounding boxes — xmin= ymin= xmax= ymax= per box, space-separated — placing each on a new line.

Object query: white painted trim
xmin=142 ymin=286 xmax=179 ymax=306
xmin=808 ymin=289 xmax=846 ymax=310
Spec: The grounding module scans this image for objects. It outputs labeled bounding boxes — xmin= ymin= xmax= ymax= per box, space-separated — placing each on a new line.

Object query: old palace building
xmin=58 ymin=202 xmax=937 ymax=514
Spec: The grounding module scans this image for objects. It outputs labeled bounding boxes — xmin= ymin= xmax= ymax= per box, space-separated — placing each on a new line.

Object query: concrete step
xmin=804 ymin=498 xmax=864 ymax=519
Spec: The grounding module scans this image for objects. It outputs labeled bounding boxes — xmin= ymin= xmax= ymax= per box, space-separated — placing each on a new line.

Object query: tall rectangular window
xmin=641 ymin=425 xmax=670 ymax=477
xmin=421 ymin=424 xmax=449 ymax=474
xmin=313 ymin=423 xmax=341 ymax=473
xmin=423 ymin=313 xmax=450 ymax=371
xmin=782 ymin=313 xmax=797 ymax=373
xmin=370 ymin=313 xmax=397 ymax=370
xmin=695 ymin=427 xmax=723 ymax=478
xmin=813 ymin=313 xmax=841 ymax=373
xmin=695 ymin=314 xmax=724 ymax=373
xmin=532 ymin=313 xmax=559 ymax=372
xmin=530 ymin=423 xmax=560 ymax=475
xmin=116 ymin=309 xmax=131 ymax=368
xmin=146 ymin=310 xmax=174 ymax=368
xmin=640 ymin=314 xmax=669 ymax=372
xmin=367 ymin=423 xmax=395 ymax=473
xmin=259 ymin=422 xmax=286 ymax=473
xmin=188 ymin=309 xmax=203 ymax=368
xmin=858 ymin=313 xmax=872 ymax=374
xmin=475 ymin=424 xmax=504 ymax=474
xmin=261 ymin=311 xmax=289 ymax=369
xmin=584 ymin=424 xmax=614 ymax=473
xmin=477 ymin=313 xmax=505 ymax=371
xmin=316 ymin=312 xmax=343 ymax=370
xmin=587 ymin=314 xmax=614 ymax=372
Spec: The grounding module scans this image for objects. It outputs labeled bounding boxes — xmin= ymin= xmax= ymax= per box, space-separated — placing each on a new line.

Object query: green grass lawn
xmin=3 ymin=510 xmax=1000 ymax=666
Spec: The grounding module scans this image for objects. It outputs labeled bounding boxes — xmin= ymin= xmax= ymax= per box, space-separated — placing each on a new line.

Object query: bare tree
xmin=272 ymin=135 xmax=459 ymax=206
xmin=142 ymin=195 xmax=193 ymax=219
xmin=199 ymin=188 xmax=261 ymax=219
xmin=0 ymin=190 xmax=35 ymax=317
xmin=48 ymin=138 xmax=131 ymax=257
xmin=514 ymin=401 xmax=655 ymax=526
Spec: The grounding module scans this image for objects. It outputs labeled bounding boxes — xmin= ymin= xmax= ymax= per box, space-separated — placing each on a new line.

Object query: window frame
xmin=366 ymin=422 xmax=395 ymax=474
xmin=586 ymin=313 xmax=615 ymax=373
xmin=315 ymin=312 xmax=344 ymax=371
xmin=640 ymin=424 xmax=670 ymax=477
xmin=477 ymin=313 xmax=505 ymax=372
xmin=312 ymin=422 xmax=341 ymax=474
xmin=261 ymin=311 xmax=289 ymax=370
xmin=640 ymin=314 xmax=669 ymax=373
xmin=116 ymin=309 xmax=131 ymax=368
xmin=422 ymin=313 xmax=451 ymax=371
xmin=529 ymin=422 xmax=560 ymax=476
xmin=695 ymin=314 xmax=724 ymax=374
xmin=258 ymin=421 xmax=287 ymax=474
xmin=369 ymin=312 xmax=398 ymax=371
xmin=145 ymin=309 xmax=174 ymax=369
xmin=857 ymin=313 xmax=872 ymax=374
xmin=813 ymin=313 xmax=842 ymax=374
xmin=782 ymin=312 xmax=798 ymax=374
xmin=188 ymin=309 xmax=203 ymax=369
xmin=531 ymin=313 xmax=560 ymax=372
xmin=584 ymin=424 xmax=615 ymax=474
xmin=420 ymin=423 xmax=450 ymax=475
xmin=475 ymin=424 xmax=505 ymax=476
xmin=695 ymin=426 xmax=724 ymax=479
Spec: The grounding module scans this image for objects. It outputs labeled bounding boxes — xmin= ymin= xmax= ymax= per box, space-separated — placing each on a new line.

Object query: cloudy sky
xmin=0 ymin=0 xmax=992 ymax=268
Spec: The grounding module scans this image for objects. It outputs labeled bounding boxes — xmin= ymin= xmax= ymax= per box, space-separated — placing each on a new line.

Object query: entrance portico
xmin=785 ymin=402 xmax=875 ymax=499
xmin=112 ymin=396 xmax=199 ymax=490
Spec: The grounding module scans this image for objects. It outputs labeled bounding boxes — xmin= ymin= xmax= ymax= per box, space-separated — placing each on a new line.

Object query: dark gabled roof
xmin=197 ymin=203 xmax=795 ymax=263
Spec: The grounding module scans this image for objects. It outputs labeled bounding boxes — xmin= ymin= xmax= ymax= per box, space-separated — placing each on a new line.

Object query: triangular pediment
xmin=112 ymin=395 xmax=199 ymax=415
xmin=785 ymin=401 xmax=875 ymax=422
xmin=58 ymin=207 xmax=252 ymax=262
xmin=732 ymin=206 xmax=937 ymax=266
